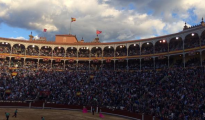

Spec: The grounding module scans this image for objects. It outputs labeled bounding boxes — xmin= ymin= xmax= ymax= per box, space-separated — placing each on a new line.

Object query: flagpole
xmin=69 ymin=20 xmax=72 ymax=35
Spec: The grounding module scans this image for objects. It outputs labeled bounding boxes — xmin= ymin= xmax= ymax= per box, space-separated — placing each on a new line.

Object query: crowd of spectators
xmin=0 ymin=66 xmax=205 ymax=119
xmin=184 ymin=38 xmax=199 ymax=49
xmin=0 ymin=45 xmax=10 ymax=53
xmin=12 ymin=45 xmax=25 ymax=55
xmin=169 ymin=40 xmax=183 ymax=51
xmin=53 ymin=48 xmax=65 ymax=57
xmin=78 ymin=50 xmax=89 ymax=57
xmin=115 ymin=48 xmax=127 ymax=57
xmin=141 ymin=45 xmax=153 ymax=55
xmin=26 ymin=46 xmax=39 ymax=56
xmin=40 ymin=47 xmax=52 ymax=56
xmin=67 ymin=50 xmax=77 ymax=57
xmin=155 ymin=43 xmax=168 ymax=53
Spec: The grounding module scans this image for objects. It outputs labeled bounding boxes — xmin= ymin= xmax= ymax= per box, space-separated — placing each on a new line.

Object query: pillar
xmin=24 ymin=58 xmax=26 ymax=67
xmin=89 ymin=60 xmax=90 ymax=71
xmin=76 ymin=60 xmax=78 ymax=71
xmin=114 ymin=60 xmax=115 ymax=70
xmin=37 ymin=59 xmax=39 ymax=69
xmin=168 ymin=56 xmax=170 ymax=68
xmin=183 ymin=54 xmax=185 ymax=68
xmin=42 ymin=102 xmax=45 ymax=109
xmin=29 ymin=102 xmax=31 ymax=109
xmin=153 ymin=57 xmax=155 ymax=70
xmin=9 ymin=57 xmax=11 ymax=67
xmin=140 ymin=58 xmax=141 ymax=71
xmin=127 ymin=59 xmax=128 ymax=70
xmin=51 ymin=60 xmax=53 ymax=69
xmin=200 ymin=51 xmax=202 ymax=67
xmin=142 ymin=113 xmax=144 ymax=120
xmin=64 ymin=60 xmax=66 ymax=69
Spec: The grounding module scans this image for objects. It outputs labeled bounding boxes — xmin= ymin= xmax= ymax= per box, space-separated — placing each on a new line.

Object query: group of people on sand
xmin=5 ymin=109 xmax=45 ymax=120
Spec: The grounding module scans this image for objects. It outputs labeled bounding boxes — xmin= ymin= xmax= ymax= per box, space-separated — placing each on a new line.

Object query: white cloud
xmin=0 ymin=0 xmax=204 ymax=42
xmin=10 ymin=36 xmax=26 ymax=40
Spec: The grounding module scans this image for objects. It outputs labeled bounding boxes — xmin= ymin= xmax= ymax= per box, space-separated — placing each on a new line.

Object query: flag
xmin=71 ymin=17 xmax=76 ymax=22
xmin=44 ymin=29 xmax=47 ymax=32
xmin=96 ymin=30 xmax=102 ymax=34
xmin=12 ymin=72 xmax=18 ymax=76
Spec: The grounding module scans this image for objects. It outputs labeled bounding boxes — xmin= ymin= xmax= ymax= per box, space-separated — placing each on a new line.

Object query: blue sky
xmin=0 ymin=0 xmax=204 ymax=42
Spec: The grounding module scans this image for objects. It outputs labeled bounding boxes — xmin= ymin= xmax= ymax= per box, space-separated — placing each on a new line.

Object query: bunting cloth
xmin=82 ymin=108 xmax=88 ymax=113
xmin=99 ymin=113 xmax=104 ymax=118
xmin=55 ymin=59 xmax=61 ymax=62
xmin=12 ymin=72 xmax=18 ymax=76
xmin=44 ymin=29 xmax=47 ymax=32
xmin=71 ymin=17 xmax=76 ymax=22
xmin=96 ymin=30 xmax=102 ymax=34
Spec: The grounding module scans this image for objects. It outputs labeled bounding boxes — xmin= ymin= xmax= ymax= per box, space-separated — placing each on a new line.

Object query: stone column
xmin=200 ymin=51 xmax=202 ymax=67
xmin=183 ymin=54 xmax=185 ymax=68
xmin=140 ymin=58 xmax=141 ymax=71
xmin=153 ymin=57 xmax=155 ymax=70
xmin=168 ymin=56 xmax=170 ymax=68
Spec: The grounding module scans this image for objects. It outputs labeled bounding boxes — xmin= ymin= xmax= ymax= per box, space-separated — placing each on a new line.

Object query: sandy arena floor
xmin=0 ymin=108 xmax=130 ymax=120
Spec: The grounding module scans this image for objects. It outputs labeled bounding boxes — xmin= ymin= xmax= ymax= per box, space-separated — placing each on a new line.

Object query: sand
xmin=0 ymin=108 xmax=130 ymax=120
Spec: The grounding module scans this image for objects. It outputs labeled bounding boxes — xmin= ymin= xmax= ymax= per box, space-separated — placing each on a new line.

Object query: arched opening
xmin=65 ymin=60 xmax=76 ymax=70
xmin=185 ymin=51 xmax=200 ymax=67
xmin=169 ymin=54 xmax=183 ymax=68
xmin=66 ymin=47 xmax=77 ymax=57
xmin=155 ymin=56 xmax=168 ymax=69
xmin=12 ymin=44 xmax=25 ymax=55
xmin=141 ymin=42 xmax=153 ymax=55
xmin=201 ymin=30 xmax=205 ymax=46
xmin=10 ymin=57 xmax=24 ymax=68
xmin=116 ymin=59 xmax=127 ymax=70
xmin=102 ymin=60 xmax=114 ymax=70
xmin=0 ymin=57 xmax=9 ymax=67
xmin=91 ymin=47 xmax=102 ymax=57
xmin=128 ymin=44 xmax=140 ymax=56
xmin=25 ymin=58 xmax=38 ymax=69
xmin=128 ymin=59 xmax=140 ymax=70
xmin=103 ymin=46 xmax=114 ymax=57
xmin=40 ymin=46 xmax=52 ymax=56
xmin=202 ymin=50 xmax=205 ymax=66
xmin=115 ymin=45 xmax=127 ymax=57
xmin=0 ymin=42 xmax=11 ymax=53
xmin=77 ymin=61 xmax=89 ymax=70
xmin=52 ymin=59 xmax=64 ymax=70
xmin=26 ymin=45 xmax=39 ymax=56
xmin=39 ymin=59 xmax=51 ymax=69
xmin=78 ymin=47 xmax=89 ymax=57
xmin=184 ymin=33 xmax=200 ymax=49
xmin=141 ymin=57 xmax=153 ymax=70
xmin=155 ymin=40 xmax=168 ymax=53
xmin=90 ymin=60 xmax=102 ymax=70
xmin=53 ymin=47 xmax=65 ymax=57
xmin=169 ymin=37 xmax=183 ymax=51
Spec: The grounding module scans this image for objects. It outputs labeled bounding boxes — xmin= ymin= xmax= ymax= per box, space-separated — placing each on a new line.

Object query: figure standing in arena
xmin=41 ymin=116 xmax=45 ymax=120
xmin=5 ymin=112 xmax=10 ymax=120
xmin=12 ymin=109 xmax=18 ymax=118
xmin=92 ymin=107 xmax=95 ymax=115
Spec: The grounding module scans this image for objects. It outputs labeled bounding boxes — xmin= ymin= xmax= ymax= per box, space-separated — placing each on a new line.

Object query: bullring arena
xmin=0 ymin=20 xmax=205 ymax=120
xmin=0 ymin=108 xmax=129 ymax=120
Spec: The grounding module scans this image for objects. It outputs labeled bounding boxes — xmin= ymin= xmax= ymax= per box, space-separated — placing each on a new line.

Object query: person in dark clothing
xmin=12 ymin=109 xmax=18 ymax=118
xmin=92 ymin=107 xmax=95 ymax=115
xmin=5 ymin=112 xmax=10 ymax=120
